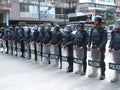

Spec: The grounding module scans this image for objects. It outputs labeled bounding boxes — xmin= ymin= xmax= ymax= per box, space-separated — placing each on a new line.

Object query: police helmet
xmin=77 ymin=22 xmax=84 ymax=27
xmin=94 ymin=16 xmax=102 ymax=23
xmin=34 ymin=25 xmax=38 ymax=30
xmin=114 ymin=20 xmax=120 ymax=29
xmin=9 ymin=26 xmax=13 ymax=30
xmin=1 ymin=27 xmax=4 ymax=30
xmin=64 ymin=25 xmax=72 ymax=32
xmin=54 ymin=25 xmax=60 ymax=31
xmin=40 ymin=25 xmax=44 ymax=30
xmin=45 ymin=24 xmax=51 ymax=31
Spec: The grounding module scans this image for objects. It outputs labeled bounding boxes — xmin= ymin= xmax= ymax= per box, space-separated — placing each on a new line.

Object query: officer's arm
xmin=57 ymin=33 xmax=63 ymax=46
xmin=88 ymin=29 xmax=92 ymax=47
xmin=65 ymin=34 xmax=74 ymax=46
xmin=83 ymin=31 xmax=88 ymax=47
xmin=99 ymin=29 xmax=108 ymax=48
xmin=109 ymin=31 xmax=114 ymax=49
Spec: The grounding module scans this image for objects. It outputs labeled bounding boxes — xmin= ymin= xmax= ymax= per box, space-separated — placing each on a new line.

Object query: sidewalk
xmin=0 ymin=52 xmax=120 ymax=90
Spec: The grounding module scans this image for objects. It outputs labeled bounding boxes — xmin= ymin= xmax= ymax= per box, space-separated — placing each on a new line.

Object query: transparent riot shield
xmin=50 ymin=45 xmax=59 ymax=67
xmin=8 ymin=41 xmax=12 ymax=54
xmin=37 ymin=43 xmax=42 ymax=63
xmin=30 ymin=42 xmax=35 ymax=60
xmin=73 ymin=48 xmax=84 ymax=74
xmin=88 ymin=49 xmax=101 ymax=77
xmin=61 ymin=47 xmax=68 ymax=70
xmin=42 ymin=44 xmax=50 ymax=65
xmin=0 ymin=39 xmax=4 ymax=53
xmin=24 ymin=42 xmax=30 ymax=59
xmin=109 ymin=50 xmax=120 ymax=81
xmin=2 ymin=40 xmax=6 ymax=53
xmin=17 ymin=42 xmax=21 ymax=57
xmin=0 ymin=39 xmax=2 ymax=52
xmin=13 ymin=41 xmax=17 ymax=56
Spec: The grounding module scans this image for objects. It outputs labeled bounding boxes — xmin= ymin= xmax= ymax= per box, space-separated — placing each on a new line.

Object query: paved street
xmin=0 ymin=43 xmax=120 ymax=90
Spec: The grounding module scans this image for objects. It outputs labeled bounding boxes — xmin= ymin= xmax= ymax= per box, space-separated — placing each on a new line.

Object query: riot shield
xmin=8 ymin=41 xmax=13 ymax=55
xmin=30 ymin=42 xmax=35 ymax=60
xmin=73 ymin=48 xmax=84 ymax=74
xmin=24 ymin=42 xmax=30 ymax=59
xmin=13 ymin=41 xmax=17 ymax=56
xmin=109 ymin=50 xmax=120 ymax=81
xmin=50 ymin=45 xmax=59 ymax=67
xmin=2 ymin=40 xmax=6 ymax=53
xmin=0 ymin=39 xmax=4 ymax=53
xmin=88 ymin=49 xmax=101 ymax=77
xmin=61 ymin=47 xmax=68 ymax=70
xmin=0 ymin=39 xmax=2 ymax=52
xmin=17 ymin=42 xmax=21 ymax=57
xmin=42 ymin=44 xmax=50 ymax=65
xmin=37 ymin=43 xmax=42 ymax=63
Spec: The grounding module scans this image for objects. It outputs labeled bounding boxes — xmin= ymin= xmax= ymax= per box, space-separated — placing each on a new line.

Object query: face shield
xmin=114 ymin=21 xmax=120 ymax=30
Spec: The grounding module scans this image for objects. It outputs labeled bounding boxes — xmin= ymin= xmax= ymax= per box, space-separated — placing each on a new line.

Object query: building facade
xmin=0 ymin=0 xmax=73 ymax=26
xmin=74 ymin=0 xmax=120 ymax=21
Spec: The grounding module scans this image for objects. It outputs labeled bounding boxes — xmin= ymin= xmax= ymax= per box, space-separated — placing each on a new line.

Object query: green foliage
xmin=105 ymin=19 xmax=116 ymax=26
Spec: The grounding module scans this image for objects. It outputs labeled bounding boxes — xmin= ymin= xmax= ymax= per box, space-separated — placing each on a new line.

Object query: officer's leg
xmin=67 ymin=56 xmax=73 ymax=72
xmin=6 ymin=40 xmax=9 ymax=54
xmin=111 ymin=50 xmax=120 ymax=83
xmin=100 ymin=48 xmax=106 ymax=80
xmin=28 ymin=43 xmax=31 ymax=59
xmin=15 ymin=41 xmax=17 ymax=56
xmin=82 ymin=48 xmax=87 ymax=75
xmin=11 ymin=42 xmax=13 ymax=55
xmin=59 ymin=47 xmax=62 ymax=69
xmin=34 ymin=43 xmax=37 ymax=61
xmin=21 ymin=41 xmax=25 ymax=58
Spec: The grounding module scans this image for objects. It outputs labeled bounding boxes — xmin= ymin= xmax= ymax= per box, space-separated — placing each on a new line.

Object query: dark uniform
xmin=42 ymin=25 xmax=52 ymax=64
xmin=13 ymin=27 xmax=19 ymax=56
xmin=25 ymin=28 xmax=32 ymax=59
xmin=109 ymin=20 xmax=120 ymax=83
xmin=31 ymin=27 xmax=39 ymax=61
xmin=18 ymin=28 xmax=25 ymax=58
xmin=88 ymin=16 xmax=107 ymax=80
xmin=49 ymin=25 xmax=62 ymax=68
xmin=4 ymin=29 xmax=9 ymax=54
xmin=37 ymin=26 xmax=45 ymax=61
xmin=8 ymin=27 xmax=15 ymax=55
xmin=62 ymin=25 xmax=74 ymax=72
xmin=73 ymin=22 xmax=88 ymax=75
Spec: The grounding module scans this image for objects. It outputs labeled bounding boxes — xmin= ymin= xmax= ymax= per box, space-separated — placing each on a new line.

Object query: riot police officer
xmin=42 ymin=24 xmax=52 ymax=64
xmin=109 ymin=20 xmax=120 ymax=83
xmin=31 ymin=26 xmax=39 ymax=61
xmin=49 ymin=25 xmax=62 ymax=68
xmin=8 ymin=26 xmax=15 ymax=55
xmin=73 ymin=22 xmax=88 ymax=75
xmin=18 ymin=28 xmax=25 ymax=58
xmin=88 ymin=16 xmax=107 ymax=80
xmin=37 ymin=25 xmax=45 ymax=61
xmin=61 ymin=25 xmax=74 ymax=72
xmin=4 ymin=28 xmax=10 ymax=54
xmin=13 ymin=26 xmax=19 ymax=56
xmin=24 ymin=28 xmax=32 ymax=59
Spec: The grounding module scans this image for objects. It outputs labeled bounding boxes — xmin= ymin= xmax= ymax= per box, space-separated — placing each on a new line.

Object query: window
xmin=20 ymin=4 xmax=29 ymax=12
xmin=1 ymin=0 xmax=8 ymax=4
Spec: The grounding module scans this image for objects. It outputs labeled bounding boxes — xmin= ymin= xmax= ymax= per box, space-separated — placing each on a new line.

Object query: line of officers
xmin=0 ymin=16 xmax=120 ymax=83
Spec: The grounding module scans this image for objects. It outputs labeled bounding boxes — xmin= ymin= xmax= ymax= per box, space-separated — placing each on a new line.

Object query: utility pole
xmin=38 ymin=0 xmax=41 ymax=25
